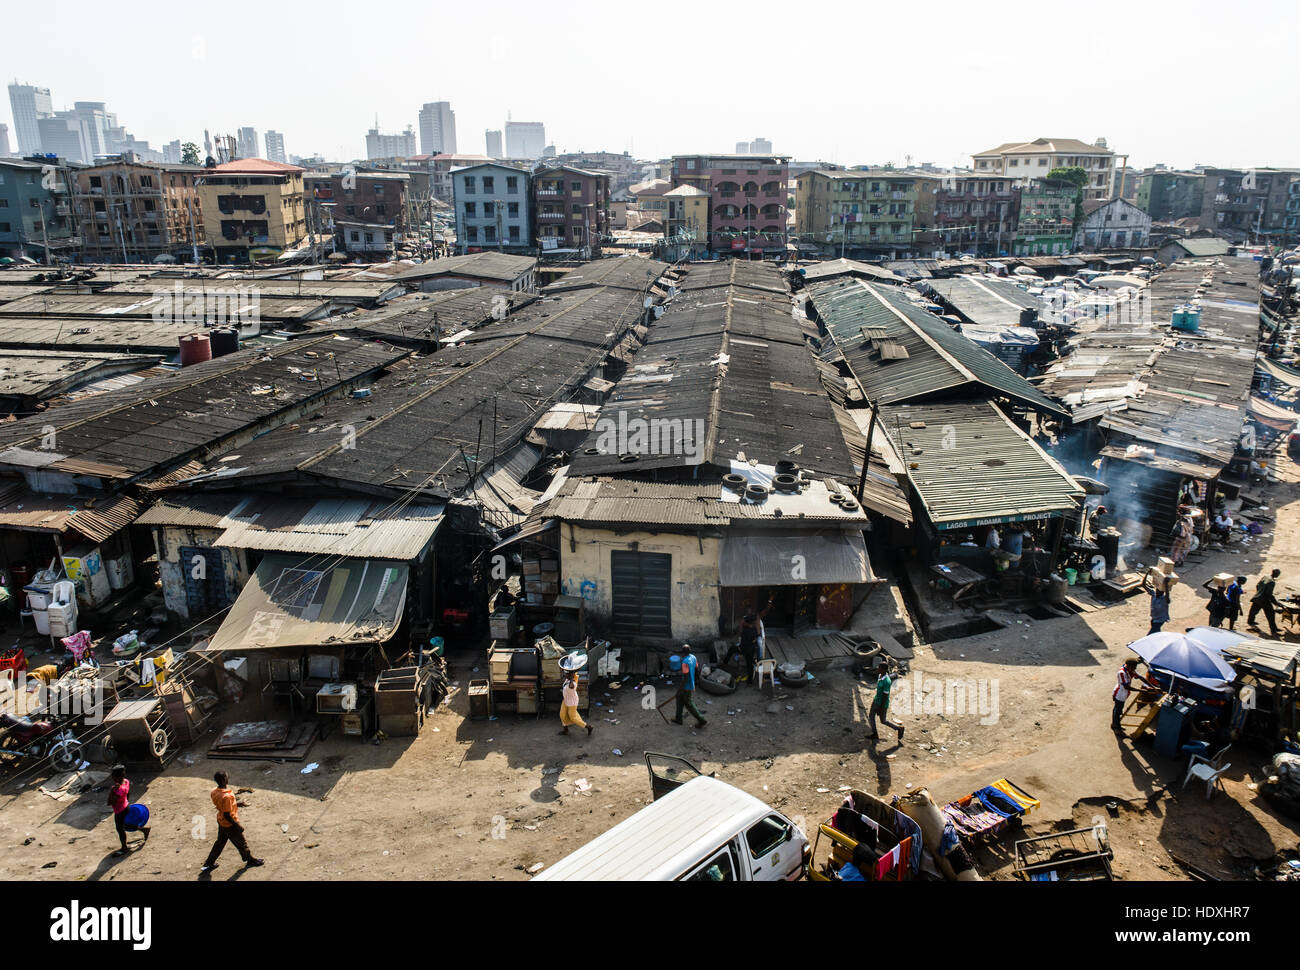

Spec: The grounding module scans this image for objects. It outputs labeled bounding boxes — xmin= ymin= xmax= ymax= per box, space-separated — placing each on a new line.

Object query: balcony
xmin=536 ymin=188 xmax=562 ymax=197
xmin=538 ymin=211 xmax=565 ymax=220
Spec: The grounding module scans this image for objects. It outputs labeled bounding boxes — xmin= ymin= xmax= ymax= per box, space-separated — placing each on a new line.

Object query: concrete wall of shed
xmin=559 ymin=525 xmax=721 ymax=643
xmin=151 ymin=525 xmax=249 ymax=619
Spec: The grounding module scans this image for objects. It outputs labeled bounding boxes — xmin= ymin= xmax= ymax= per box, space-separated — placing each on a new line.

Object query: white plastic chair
xmin=51 ymin=581 xmax=76 ymax=606
xmin=1183 ymin=761 xmax=1230 ymax=799
xmin=754 ymin=658 xmax=776 ymax=689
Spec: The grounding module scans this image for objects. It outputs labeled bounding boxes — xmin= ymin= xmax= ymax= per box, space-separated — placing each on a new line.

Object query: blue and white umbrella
xmin=1127 ymin=631 xmax=1236 ymax=690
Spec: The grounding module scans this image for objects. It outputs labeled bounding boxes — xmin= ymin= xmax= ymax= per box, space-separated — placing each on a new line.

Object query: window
xmin=463 ymin=176 xmax=475 ymax=193
xmin=374 ymin=184 xmax=384 ymax=196
xmin=0 ymin=223 xmax=9 ymax=233
xmin=571 ymin=181 xmax=582 ymax=191
xmin=141 ymin=175 xmax=154 ymax=187
xmin=746 ymin=815 xmax=792 ymax=857
xmin=686 ymin=160 xmax=696 ymax=170
xmin=1038 ymin=158 xmax=1047 ymax=166
xmin=376 ymin=204 xmax=386 ymax=216
xmin=1009 ymin=159 xmax=1019 ymax=167
xmin=364 ymin=232 xmax=374 ymax=243
xmin=350 ymin=231 xmax=360 ymax=242
xmin=90 ymin=176 xmax=102 ymax=188
xmin=484 ymin=226 xmax=496 ymax=242
xmin=0 ymin=199 xmax=6 ymax=208
xmin=466 ymin=226 xmax=478 ymax=241
xmin=686 ymin=847 xmax=736 ymax=882
xmin=509 ymin=225 xmax=520 ymax=241
xmin=506 ymin=176 xmax=517 ymax=192
xmin=465 ymin=202 xmax=476 ymax=217
xmin=508 ymin=202 xmax=519 ymax=217
xmin=483 ymin=201 xmax=494 ymax=216
xmin=482 ymin=176 xmax=495 ymax=192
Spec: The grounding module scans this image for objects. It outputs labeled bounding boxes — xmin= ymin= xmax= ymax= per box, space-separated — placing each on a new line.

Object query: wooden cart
xmin=1014 ymin=826 xmax=1114 ymax=881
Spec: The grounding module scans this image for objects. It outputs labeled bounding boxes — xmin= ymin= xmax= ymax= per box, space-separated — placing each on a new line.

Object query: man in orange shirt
xmin=200 ymin=770 xmax=264 ymax=876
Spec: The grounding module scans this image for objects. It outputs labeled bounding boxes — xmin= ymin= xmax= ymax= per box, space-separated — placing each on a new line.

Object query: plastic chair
xmin=1183 ymin=761 xmax=1230 ymax=799
xmin=754 ymin=658 xmax=777 ymax=689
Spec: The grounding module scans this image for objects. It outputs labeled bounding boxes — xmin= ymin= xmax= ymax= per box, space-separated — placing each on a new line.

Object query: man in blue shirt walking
xmin=672 ymin=646 xmax=708 ymax=728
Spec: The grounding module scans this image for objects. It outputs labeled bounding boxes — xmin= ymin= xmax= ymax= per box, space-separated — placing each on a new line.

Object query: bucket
xmin=1065 ymin=568 xmax=1078 ymax=585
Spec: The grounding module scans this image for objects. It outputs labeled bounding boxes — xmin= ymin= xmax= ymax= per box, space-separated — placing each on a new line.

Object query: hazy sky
xmin=5 ymin=0 xmax=1298 ymax=170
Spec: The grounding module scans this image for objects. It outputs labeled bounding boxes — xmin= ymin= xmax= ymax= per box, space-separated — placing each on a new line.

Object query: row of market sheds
xmin=496 ymin=259 xmax=902 ymax=643
xmin=1034 ymin=256 xmax=1283 ymax=546
xmin=0 ymin=255 xmax=664 ymax=657
xmin=0 ymin=251 xmax=538 ymax=359
xmin=799 ymin=274 xmax=1083 ymax=553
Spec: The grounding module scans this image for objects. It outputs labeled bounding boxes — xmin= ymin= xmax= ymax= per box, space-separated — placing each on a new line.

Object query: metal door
xmin=610 ymin=551 xmax=672 ymax=638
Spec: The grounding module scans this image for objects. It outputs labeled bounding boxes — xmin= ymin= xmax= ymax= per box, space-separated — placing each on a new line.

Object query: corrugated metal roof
xmin=0 ymin=334 xmax=408 ymax=483
xmin=0 ymin=487 xmax=141 ymax=544
xmin=545 ymin=469 xmax=869 ymax=529
xmin=391 ymin=252 xmax=537 ymax=284
xmin=567 ymin=260 xmax=856 ymax=480
xmin=923 ymin=275 xmax=1040 ymax=329
xmin=212 ymin=494 xmax=443 ymax=560
xmin=807 ymin=278 xmax=1066 ymax=417
xmin=879 ymin=400 xmax=1083 ymax=529
xmin=134 ymin=492 xmax=247 ymax=529
xmin=179 ymin=283 xmax=653 ymax=499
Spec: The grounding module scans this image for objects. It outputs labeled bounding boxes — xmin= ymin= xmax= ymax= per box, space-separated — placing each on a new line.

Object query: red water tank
xmin=179 ymin=332 xmax=212 ymax=367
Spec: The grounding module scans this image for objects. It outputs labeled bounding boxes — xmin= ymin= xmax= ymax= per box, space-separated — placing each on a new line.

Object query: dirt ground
xmin=4 ymin=461 xmax=1300 ymax=883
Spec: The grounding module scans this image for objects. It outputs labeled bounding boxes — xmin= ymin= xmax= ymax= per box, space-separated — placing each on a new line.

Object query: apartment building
xmin=427 ymin=153 xmax=494 ymax=201
xmin=365 ymin=126 xmax=417 ymax=161
xmin=419 ymin=102 xmax=457 ymax=155
xmin=795 ymin=168 xmax=916 ymax=257
xmin=973 ymin=138 xmax=1119 ymax=201
xmin=1013 ymin=177 xmax=1077 ymax=256
xmin=533 ymin=165 xmax=609 ymax=256
xmin=932 ymin=174 xmax=1018 ymax=256
xmin=73 ymin=155 xmax=206 ymax=262
xmin=264 ymin=131 xmax=287 ymax=165
xmin=0 ymin=157 xmax=79 ymax=261
xmin=195 ymin=158 xmax=307 ymax=263
xmin=1135 ymin=170 xmax=1204 ymax=222
xmin=1199 ymin=168 xmax=1300 ymax=242
xmin=672 ymin=153 xmax=790 ymax=255
xmin=453 ymin=162 xmax=532 ymax=253
xmin=330 ymin=171 xmax=410 ymax=257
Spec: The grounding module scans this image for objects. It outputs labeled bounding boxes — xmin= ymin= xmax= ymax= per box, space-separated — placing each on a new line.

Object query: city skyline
xmin=3 ymin=1 xmax=1299 ymax=172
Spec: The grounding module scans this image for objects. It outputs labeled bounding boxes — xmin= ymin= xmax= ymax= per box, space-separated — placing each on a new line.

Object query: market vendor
xmin=1111 ymin=659 xmax=1160 ymax=733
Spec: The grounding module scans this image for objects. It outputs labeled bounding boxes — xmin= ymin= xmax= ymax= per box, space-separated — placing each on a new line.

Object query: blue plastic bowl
xmin=122 ymin=803 xmax=150 ymax=828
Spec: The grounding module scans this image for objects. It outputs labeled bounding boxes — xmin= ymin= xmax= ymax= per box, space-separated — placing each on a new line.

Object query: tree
xmin=181 ymin=142 xmax=201 ymax=167
xmin=1047 ymin=166 xmax=1088 ymax=227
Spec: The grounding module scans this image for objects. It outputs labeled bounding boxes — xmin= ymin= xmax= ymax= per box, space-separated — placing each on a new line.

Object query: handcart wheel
xmin=150 ymin=729 xmax=169 ymax=758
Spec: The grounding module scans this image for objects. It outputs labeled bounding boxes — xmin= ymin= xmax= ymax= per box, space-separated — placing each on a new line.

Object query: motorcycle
xmin=0 ymin=711 xmax=85 ymax=771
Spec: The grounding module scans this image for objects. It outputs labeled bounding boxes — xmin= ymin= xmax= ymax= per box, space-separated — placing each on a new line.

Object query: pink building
xmin=670 ymin=153 xmax=790 ymax=255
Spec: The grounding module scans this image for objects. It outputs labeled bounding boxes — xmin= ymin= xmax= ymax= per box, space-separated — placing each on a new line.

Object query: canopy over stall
xmin=208 ymin=553 xmax=408 ymax=652
xmin=719 ymin=529 xmax=874 ymax=587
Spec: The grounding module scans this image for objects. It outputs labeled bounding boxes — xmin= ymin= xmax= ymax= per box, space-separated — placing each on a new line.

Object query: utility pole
xmin=186 ymin=186 xmax=199 ymax=264
xmin=114 ymin=201 xmax=128 ymax=263
xmin=37 ymin=202 xmax=51 ymax=266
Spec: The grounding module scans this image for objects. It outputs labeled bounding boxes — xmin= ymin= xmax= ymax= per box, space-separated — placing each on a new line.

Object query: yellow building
xmin=195 ymin=158 xmax=307 ymax=264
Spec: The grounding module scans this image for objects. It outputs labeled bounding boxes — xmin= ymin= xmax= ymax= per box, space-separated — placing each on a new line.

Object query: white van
xmin=533 ymin=776 xmax=808 ymax=881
